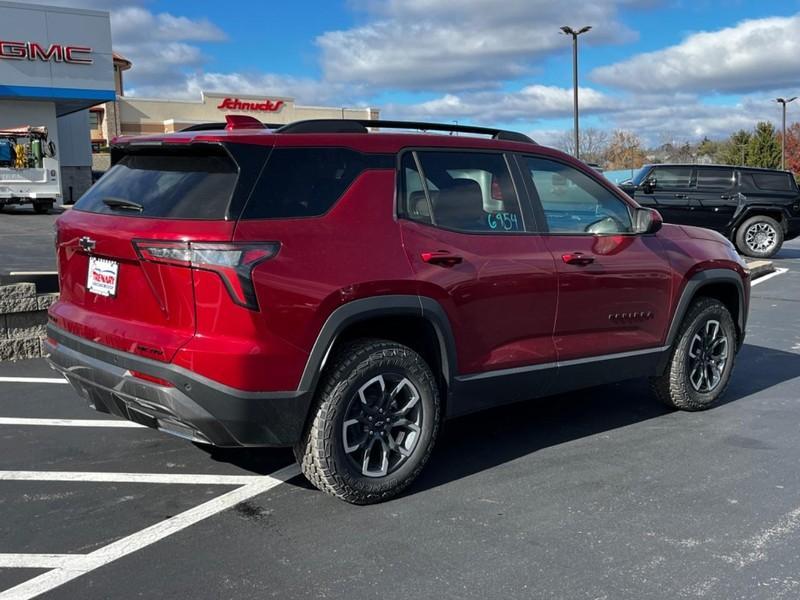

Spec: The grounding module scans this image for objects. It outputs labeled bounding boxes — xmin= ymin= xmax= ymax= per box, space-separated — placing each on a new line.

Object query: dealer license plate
xmin=87 ymin=256 xmax=119 ymax=297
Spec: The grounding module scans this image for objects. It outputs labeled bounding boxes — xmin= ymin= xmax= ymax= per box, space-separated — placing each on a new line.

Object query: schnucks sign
xmin=216 ymin=98 xmax=285 ymax=112
xmin=0 ymin=41 xmax=93 ymax=64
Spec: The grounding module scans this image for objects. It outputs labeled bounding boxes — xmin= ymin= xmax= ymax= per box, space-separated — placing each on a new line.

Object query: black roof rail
xmin=275 ymin=119 xmax=536 ymax=144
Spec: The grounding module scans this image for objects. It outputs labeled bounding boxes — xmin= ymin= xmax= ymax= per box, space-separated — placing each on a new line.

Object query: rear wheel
xmin=735 ymin=215 xmax=783 ymax=258
xmin=294 ymin=339 xmax=441 ymax=504
xmin=651 ymin=298 xmax=737 ymax=411
xmin=33 ymin=201 xmax=53 ymax=214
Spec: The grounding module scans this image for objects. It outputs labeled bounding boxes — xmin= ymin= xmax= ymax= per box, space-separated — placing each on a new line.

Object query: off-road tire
xmin=651 ymin=298 xmax=737 ymax=411
xmin=735 ymin=215 xmax=783 ymax=258
xmin=294 ymin=339 xmax=441 ymax=504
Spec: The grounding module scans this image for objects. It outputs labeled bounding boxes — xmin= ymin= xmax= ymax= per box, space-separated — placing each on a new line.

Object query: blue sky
xmin=21 ymin=0 xmax=800 ymax=146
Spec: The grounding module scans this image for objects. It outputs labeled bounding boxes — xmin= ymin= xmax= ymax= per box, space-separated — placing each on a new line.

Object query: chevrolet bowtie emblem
xmin=79 ymin=236 xmax=96 ymax=252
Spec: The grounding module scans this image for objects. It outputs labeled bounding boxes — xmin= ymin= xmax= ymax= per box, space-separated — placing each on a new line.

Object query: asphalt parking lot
xmin=0 ymin=221 xmax=799 ymax=598
xmin=0 ymin=206 xmax=60 ymax=274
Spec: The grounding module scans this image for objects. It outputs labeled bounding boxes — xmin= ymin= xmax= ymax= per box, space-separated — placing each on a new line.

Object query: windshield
xmin=630 ymin=167 xmax=649 ymax=186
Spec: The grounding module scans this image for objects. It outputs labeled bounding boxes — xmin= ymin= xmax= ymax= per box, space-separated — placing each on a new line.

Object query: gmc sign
xmin=0 ymin=41 xmax=93 ymax=64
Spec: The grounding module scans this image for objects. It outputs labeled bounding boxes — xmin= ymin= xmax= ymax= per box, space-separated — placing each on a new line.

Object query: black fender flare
xmin=731 ymin=205 xmax=793 ymax=235
xmin=663 ymin=268 xmax=748 ymax=363
xmin=297 ymin=295 xmax=458 ymax=395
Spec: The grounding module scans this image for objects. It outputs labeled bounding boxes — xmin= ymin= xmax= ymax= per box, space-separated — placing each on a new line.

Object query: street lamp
xmin=776 ymin=96 xmax=797 ymax=170
xmin=560 ymin=25 xmax=592 ymax=161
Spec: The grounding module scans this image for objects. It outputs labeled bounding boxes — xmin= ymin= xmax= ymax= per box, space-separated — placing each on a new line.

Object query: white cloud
xmin=10 ymin=0 xmax=227 ymax=91
xmin=111 ymin=7 xmax=226 ymax=44
xmin=109 ymin=6 xmax=227 ymax=90
xmin=10 ymin=0 xmax=789 ymax=147
xmin=592 ymin=14 xmax=800 ymax=94
xmin=125 ymin=71 xmax=365 ymax=107
xmin=386 ymin=85 xmax=617 ymax=122
xmin=601 ymin=94 xmax=780 ymax=142
xmin=318 ymin=0 xmax=639 ymax=91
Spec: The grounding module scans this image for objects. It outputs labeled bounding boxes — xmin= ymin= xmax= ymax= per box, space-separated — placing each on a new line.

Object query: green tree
xmin=697 ymin=136 xmax=721 ymax=162
xmin=746 ymin=121 xmax=781 ymax=169
xmin=717 ymin=130 xmax=752 ymax=166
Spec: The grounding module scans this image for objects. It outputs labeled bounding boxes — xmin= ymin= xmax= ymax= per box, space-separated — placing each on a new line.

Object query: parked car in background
xmin=619 ymin=164 xmax=800 ymax=258
xmin=47 ymin=118 xmax=749 ymax=504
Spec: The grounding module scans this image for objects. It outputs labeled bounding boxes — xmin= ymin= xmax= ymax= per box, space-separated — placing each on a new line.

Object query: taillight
xmin=491 ymin=177 xmax=504 ymax=201
xmin=133 ymin=240 xmax=279 ymax=310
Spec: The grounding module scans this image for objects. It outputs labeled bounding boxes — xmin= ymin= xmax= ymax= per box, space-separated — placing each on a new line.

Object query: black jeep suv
xmin=619 ymin=164 xmax=800 ymax=258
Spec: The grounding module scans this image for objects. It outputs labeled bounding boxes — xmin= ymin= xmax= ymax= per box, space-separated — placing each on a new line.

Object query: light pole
xmin=776 ymin=96 xmax=797 ymax=170
xmin=560 ymin=25 xmax=591 ymax=161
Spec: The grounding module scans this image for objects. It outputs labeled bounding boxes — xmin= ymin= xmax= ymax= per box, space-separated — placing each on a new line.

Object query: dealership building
xmin=2 ymin=1 xmax=378 ymax=204
xmin=0 ymin=1 xmax=115 ymax=204
xmin=92 ymin=88 xmax=380 ymax=149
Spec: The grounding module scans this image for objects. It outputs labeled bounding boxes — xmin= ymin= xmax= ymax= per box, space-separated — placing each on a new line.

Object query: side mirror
xmin=634 ymin=207 xmax=663 ymax=234
xmin=642 ymin=178 xmax=656 ymax=194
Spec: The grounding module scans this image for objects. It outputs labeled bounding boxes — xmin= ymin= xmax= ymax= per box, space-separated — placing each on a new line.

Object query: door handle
xmin=421 ymin=250 xmax=463 ymax=267
xmin=562 ymin=252 xmax=595 ymax=266
xmin=674 ymin=193 xmax=688 ymax=199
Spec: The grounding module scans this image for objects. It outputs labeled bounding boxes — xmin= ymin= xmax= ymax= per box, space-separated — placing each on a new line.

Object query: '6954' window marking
xmin=488 ymin=212 xmax=520 ymax=231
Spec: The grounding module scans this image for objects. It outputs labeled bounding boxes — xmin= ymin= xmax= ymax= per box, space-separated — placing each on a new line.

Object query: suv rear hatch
xmin=50 ymin=140 xmax=270 ymax=362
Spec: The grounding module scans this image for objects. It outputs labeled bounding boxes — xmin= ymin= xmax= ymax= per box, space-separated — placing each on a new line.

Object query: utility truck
xmin=0 ymin=126 xmax=60 ymax=213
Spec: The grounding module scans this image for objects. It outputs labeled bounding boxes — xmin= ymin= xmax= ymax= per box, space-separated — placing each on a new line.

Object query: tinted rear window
xmin=752 ymin=172 xmax=796 ymax=191
xmin=240 ymin=148 xmax=392 ymax=219
xmin=75 ymin=153 xmax=238 ymax=219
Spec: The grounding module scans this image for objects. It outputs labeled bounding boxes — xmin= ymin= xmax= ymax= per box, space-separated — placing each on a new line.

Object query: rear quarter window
xmin=75 ymin=152 xmax=238 ymax=219
xmin=241 ymin=148 xmax=392 ymax=219
xmin=751 ymin=172 xmax=796 ymax=192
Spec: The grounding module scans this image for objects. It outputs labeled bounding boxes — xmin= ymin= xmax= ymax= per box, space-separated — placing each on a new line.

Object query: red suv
xmin=47 ymin=118 xmax=750 ymax=504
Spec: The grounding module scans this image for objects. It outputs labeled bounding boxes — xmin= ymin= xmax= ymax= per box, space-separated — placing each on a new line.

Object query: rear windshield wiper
xmin=102 ymin=197 xmax=144 ymax=212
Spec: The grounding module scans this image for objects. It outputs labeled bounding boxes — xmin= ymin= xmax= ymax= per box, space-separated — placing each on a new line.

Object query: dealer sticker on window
xmin=87 ymin=256 xmax=119 ymax=297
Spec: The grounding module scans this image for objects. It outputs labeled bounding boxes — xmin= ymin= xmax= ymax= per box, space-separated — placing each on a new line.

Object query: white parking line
xmin=751 ymin=267 xmax=789 ymax=287
xmin=0 ymin=418 xmax=142 ymax=428
xmin=0 ymin=377 xmax=66 ymax=384
xmin=0 ymin=470 xmax=275 ymax=486
xmin=0 ymin=555 xmax=83 ymax=569
xmin=0 ymin=463 xmax=301 ymax=600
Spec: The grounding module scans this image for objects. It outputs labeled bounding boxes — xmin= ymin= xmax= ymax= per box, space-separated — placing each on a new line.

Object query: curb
xmin=746 ymin=260 xmax=775 ymax=281
xmin=0 ymin=282 xmax=57 ymax=362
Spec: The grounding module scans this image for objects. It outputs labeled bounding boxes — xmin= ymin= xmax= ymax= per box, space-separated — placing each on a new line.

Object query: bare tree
xmin=603 ymin=130 xmax=646 ymax=171
xmin=554 ymin=128 xmax=610 ymax=164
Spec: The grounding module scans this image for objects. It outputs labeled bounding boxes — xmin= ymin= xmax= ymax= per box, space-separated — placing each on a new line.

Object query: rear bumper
xmin=46 ymin=324 xmax=312 ymax=447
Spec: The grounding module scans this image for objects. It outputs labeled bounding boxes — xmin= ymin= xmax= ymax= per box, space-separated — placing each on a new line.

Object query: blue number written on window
xmin=487 ymin=212 xmax=520 ymax=231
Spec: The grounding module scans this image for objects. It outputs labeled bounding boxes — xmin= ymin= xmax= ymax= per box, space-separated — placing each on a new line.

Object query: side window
xmin=242 ymin=148 xmax=366 ymax=219
xmin=697 ymin=168 xmax=734 ymax=189
xmin=649 ymin=167 xmax=692 ymax=189
xmin=752 ymin=172 xmax=795 ymax=191
xmin=408 ymin=151 xmax=523 ymax=233
xmin=524 ymin=156 xmax=632 ymax=234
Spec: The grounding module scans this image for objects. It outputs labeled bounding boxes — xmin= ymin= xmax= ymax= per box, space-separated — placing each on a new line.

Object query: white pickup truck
xmin=0 ymin=127 xmax=60 ymax=214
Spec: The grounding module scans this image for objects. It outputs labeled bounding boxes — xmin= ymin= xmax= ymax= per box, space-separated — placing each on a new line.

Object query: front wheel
xmin=295 ymin=339 xmax=441 ymax=504
xmin=735 ymin=215 xmax=783 ymax=258
xmin=651 ymin=298 xmax=737 ymax=411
